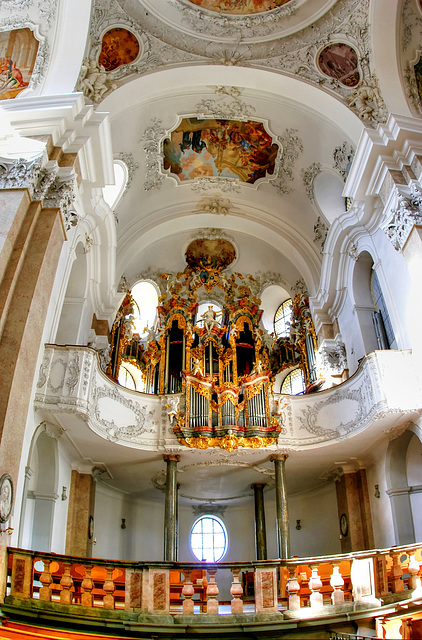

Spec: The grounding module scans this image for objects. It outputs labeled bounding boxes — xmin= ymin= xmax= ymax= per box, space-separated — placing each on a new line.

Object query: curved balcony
xmin=3 ymin=544 xmax=422 ymax=638
xmin=34 ymin=345 xmax=421 ymax=452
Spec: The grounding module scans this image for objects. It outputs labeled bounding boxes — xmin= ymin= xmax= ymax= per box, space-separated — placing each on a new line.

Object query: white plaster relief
xmin=34 ymin=346 xmax=421 ymax=451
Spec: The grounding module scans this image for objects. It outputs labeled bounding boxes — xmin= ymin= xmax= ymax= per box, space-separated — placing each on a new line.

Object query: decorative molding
xmin=191 ymin=177 xmax=241 ymax=193
xmin=142 ymin=118 xmax=166 ymax=191
xmin=254 ymin=270 xmax=291 ymax=295
xmin=333 ymin=142 xmax=355 ymax=180
xmin=194 ymin=86 xmax=256 ymax=120
xmin=313 ymin=216 xmax=328 ymax=253
xmin=384 ymin=185 xmax=422 ymax=251
xmin=34 ymin=346 xmax=420 ymax=451
xmin=195 ymin=193 xmax=233 ymax=216
xmin=318 ymin=339 xmax=348 ymax=375
xmin=168 ymin=0 xmax=300 ymax=39
xmin=347 ymin=77 xmax=387 ymax=124
xmin=270 ymin=128 xmax=303 ymax=194
xmin=84 ymin=234 xmax=94 ymax=254
xmin=114 ymin=152 xmax=139 ymax=195
xmin=348 ymin=242 xmax=359 ymax=261
xmin=0 ymin=157 xmax=42 ymax=194
xmin=301 ymin=162 xmax=322 ymax=202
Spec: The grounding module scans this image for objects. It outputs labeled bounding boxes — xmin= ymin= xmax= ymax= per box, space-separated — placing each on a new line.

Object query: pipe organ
xmin=108 ymin=236 xmax=318 ymax=451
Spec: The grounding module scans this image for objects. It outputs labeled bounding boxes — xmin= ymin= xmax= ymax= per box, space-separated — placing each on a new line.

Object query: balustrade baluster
xmin=103 ymin=566 xmax=115 ymax=609
xmin=206 ymin=569 xmax=219 ymax=614
xmin=390 ymin=553 xmax=404 ymax=593
xmin=182 ymin=569 xmax=194 ymax=615
xmin=60 ymin=562 xmax=73 ymax=605
xmin=81 ymin=565 xmax=94 ymax=607
xmin=330 ymin=564 xmax=344 ymax=605
xmin=39 ymin=559 xmax=52 ymax=602
xmin=408 ymin=554 xmax=421 ymax=591
xmin=309 ymin=566 xmax=323 ymax=609
xmin=230 ymin=568 xmax=243 ymax=614
xmin=287 ymin=567 xmax=300 ymax=611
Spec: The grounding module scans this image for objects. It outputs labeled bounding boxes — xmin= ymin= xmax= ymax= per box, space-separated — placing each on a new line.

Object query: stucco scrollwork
xmin=142 ymin=118 xmax=166 ymax=191
xmin=313 ymin=216 xmax=329 ymax=253
xmin=318 ymin=340 xmax=348 ymax=375
xmin=194 ymin=86 xmax=256 ymax=120
xmin=270 ymin=128 xmax=303 ymax=194
xmin=0 ymin=157 xmax=43 ymax=193
xmin=301 ymin=162 xmax=322 ymax=202
xmin=93 ymin=384 xmax=149 ymax=440
xmin=384 ymin=185 xmax=422 ymax=251
xmin=333 ymin=142 xmax=355 ymax=180
xmin=168 ymin=0 xmax=299 ymax=39
xmin=195 ymin=193 xmax=233 ymax=216
xmin=191 ymin=177 xmax=241 ymax=193
xmin=114 ymin=152 xmax=139 ymax=195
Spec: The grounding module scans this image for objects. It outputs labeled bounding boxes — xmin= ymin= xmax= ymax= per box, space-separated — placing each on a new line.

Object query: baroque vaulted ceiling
xmin=2 ymin=0 xmax=419 ymax=503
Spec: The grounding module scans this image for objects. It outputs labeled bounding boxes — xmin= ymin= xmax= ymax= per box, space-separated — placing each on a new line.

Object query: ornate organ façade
xmin=107 ymin=237 xmax=318 ymax=451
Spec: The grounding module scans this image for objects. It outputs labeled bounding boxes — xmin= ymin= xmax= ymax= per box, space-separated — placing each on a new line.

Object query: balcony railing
xmin=4 ymin=543 xmax=422 ymax=620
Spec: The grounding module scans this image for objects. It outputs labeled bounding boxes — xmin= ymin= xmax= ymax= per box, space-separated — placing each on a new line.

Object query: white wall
xmin=366 ymin=441 xmax=397 ymax=549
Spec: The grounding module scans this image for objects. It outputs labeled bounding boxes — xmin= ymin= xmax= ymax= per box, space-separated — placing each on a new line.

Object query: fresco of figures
xmin=98 ymin=28 xmax=140 ymax=71
xmin=317 ymin=43 xmax=360 ymax=87
xmin=0 ymin=28 xmax=39 ymax=100
xmin=163 ymin=117 xmax=279 ymax=184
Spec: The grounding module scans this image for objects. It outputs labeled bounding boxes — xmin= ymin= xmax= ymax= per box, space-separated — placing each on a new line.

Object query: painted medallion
xmin=163 ymin=117 xmax=279 ymax=184
xmin=0 ymin=28 xmax=39 ymax=100
xmin=185 ymin=0 xmax=292 ymax=14
xmin=98 ymin=28 xmax=140 ymax=71
xmin=317 ymin=43 xmax=360 ymax=88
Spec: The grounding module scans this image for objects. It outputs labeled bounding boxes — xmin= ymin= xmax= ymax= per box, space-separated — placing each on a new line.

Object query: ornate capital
xmin=163 ymin=454 xmax=181 ymax=463
xmin=270 ymin=453 xmax=289 ymax=462
xmin=385 ymin=186 xmax=422 ymax=251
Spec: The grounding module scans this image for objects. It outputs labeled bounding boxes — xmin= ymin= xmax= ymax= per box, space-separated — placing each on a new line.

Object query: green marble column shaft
xmin=271 ymin=454 xmax=290 ymax=558
xmin=252 ymin=483 xmax=267 ymax=560
xmin=163 ymin=454 xmax=180 ymax=561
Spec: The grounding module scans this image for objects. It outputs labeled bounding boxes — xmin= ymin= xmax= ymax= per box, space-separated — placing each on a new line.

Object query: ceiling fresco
xmin=163 ymin=117 xmax=279 ymax=184
xmin=185 ymin=0 xmax=292 ymax=14
xmin=317 ymin=43 xmax=360 ymax=88
xmin=0 ymin=28 xmax=39 ymax=100
xmin=98 ymin=28 xmax=140 ymax=71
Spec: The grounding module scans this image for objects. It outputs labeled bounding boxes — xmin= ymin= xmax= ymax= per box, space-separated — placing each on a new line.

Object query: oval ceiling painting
xmin=98 ymin=28 xmax=140 ymax=71
xmin=185 ymin=0 xmax=292 ymax=15
xmin=317 ymin=43 xmax=360 ymax=88
xmin=163 ymin=117 xmax=279 ymax=184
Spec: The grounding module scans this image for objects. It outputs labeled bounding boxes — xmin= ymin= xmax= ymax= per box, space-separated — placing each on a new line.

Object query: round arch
xmin=19 ymin=424 xmax=59 ymax=551
xmin=386 ymin=422 xmax=422 ymax=545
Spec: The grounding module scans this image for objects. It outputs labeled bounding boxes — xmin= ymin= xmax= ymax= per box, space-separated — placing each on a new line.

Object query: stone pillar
xmin=65 ymin=470 xmax=96 ymax=557
xmin=271 ymin=454 xmax=290 ymax=558
xmin=251 ymin=483 xmax=267 ymax=560
xmin=0 ymin=194 xmax=65 ymax=491
xmin=163 ymin=454 xmax=180 ymax=562
xmin=336 ymin=468 xmax=374 ymax=552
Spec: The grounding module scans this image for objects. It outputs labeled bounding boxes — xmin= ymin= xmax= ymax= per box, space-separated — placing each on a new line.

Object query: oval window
xmin=190 ymin=515 xmax=228 ymax=562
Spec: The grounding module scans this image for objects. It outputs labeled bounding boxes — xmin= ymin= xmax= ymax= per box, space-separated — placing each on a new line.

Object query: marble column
xmin=163 ymin=454 xmax=180 ymax=562
xmin=271 ymin=454 xmax=290 ymax=558
xmin=65 ymin=470 xmax=96 ymax=557
xmin=251 ymin=483 xmax=267 ymax=560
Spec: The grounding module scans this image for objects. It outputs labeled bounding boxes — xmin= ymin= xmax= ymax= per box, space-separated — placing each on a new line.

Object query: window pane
xmin=190 ymin=516 xmax=227 ymax=562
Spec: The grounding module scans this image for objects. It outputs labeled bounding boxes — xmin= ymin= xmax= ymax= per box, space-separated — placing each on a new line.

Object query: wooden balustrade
xmin=4 ymin=543 xmax=422 ymax=619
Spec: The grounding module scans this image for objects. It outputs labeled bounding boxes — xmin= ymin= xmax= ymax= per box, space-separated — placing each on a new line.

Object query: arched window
xmin=274 ymin=298 xmax=293 ymax=338
xmin=371 ymin=271 xmax=395 ymax=349
xmin=118 ymin=364 xmax=137 ymax=391
xmin=281 ymin=368 xmax=306 ymax=395
xmin=190 ymin=515 xmax=228 ymax=562
xmin=131 ymin=281 xmax=159 ymax=338
xmin=102 ymin=160 xmax=128 ymax=210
